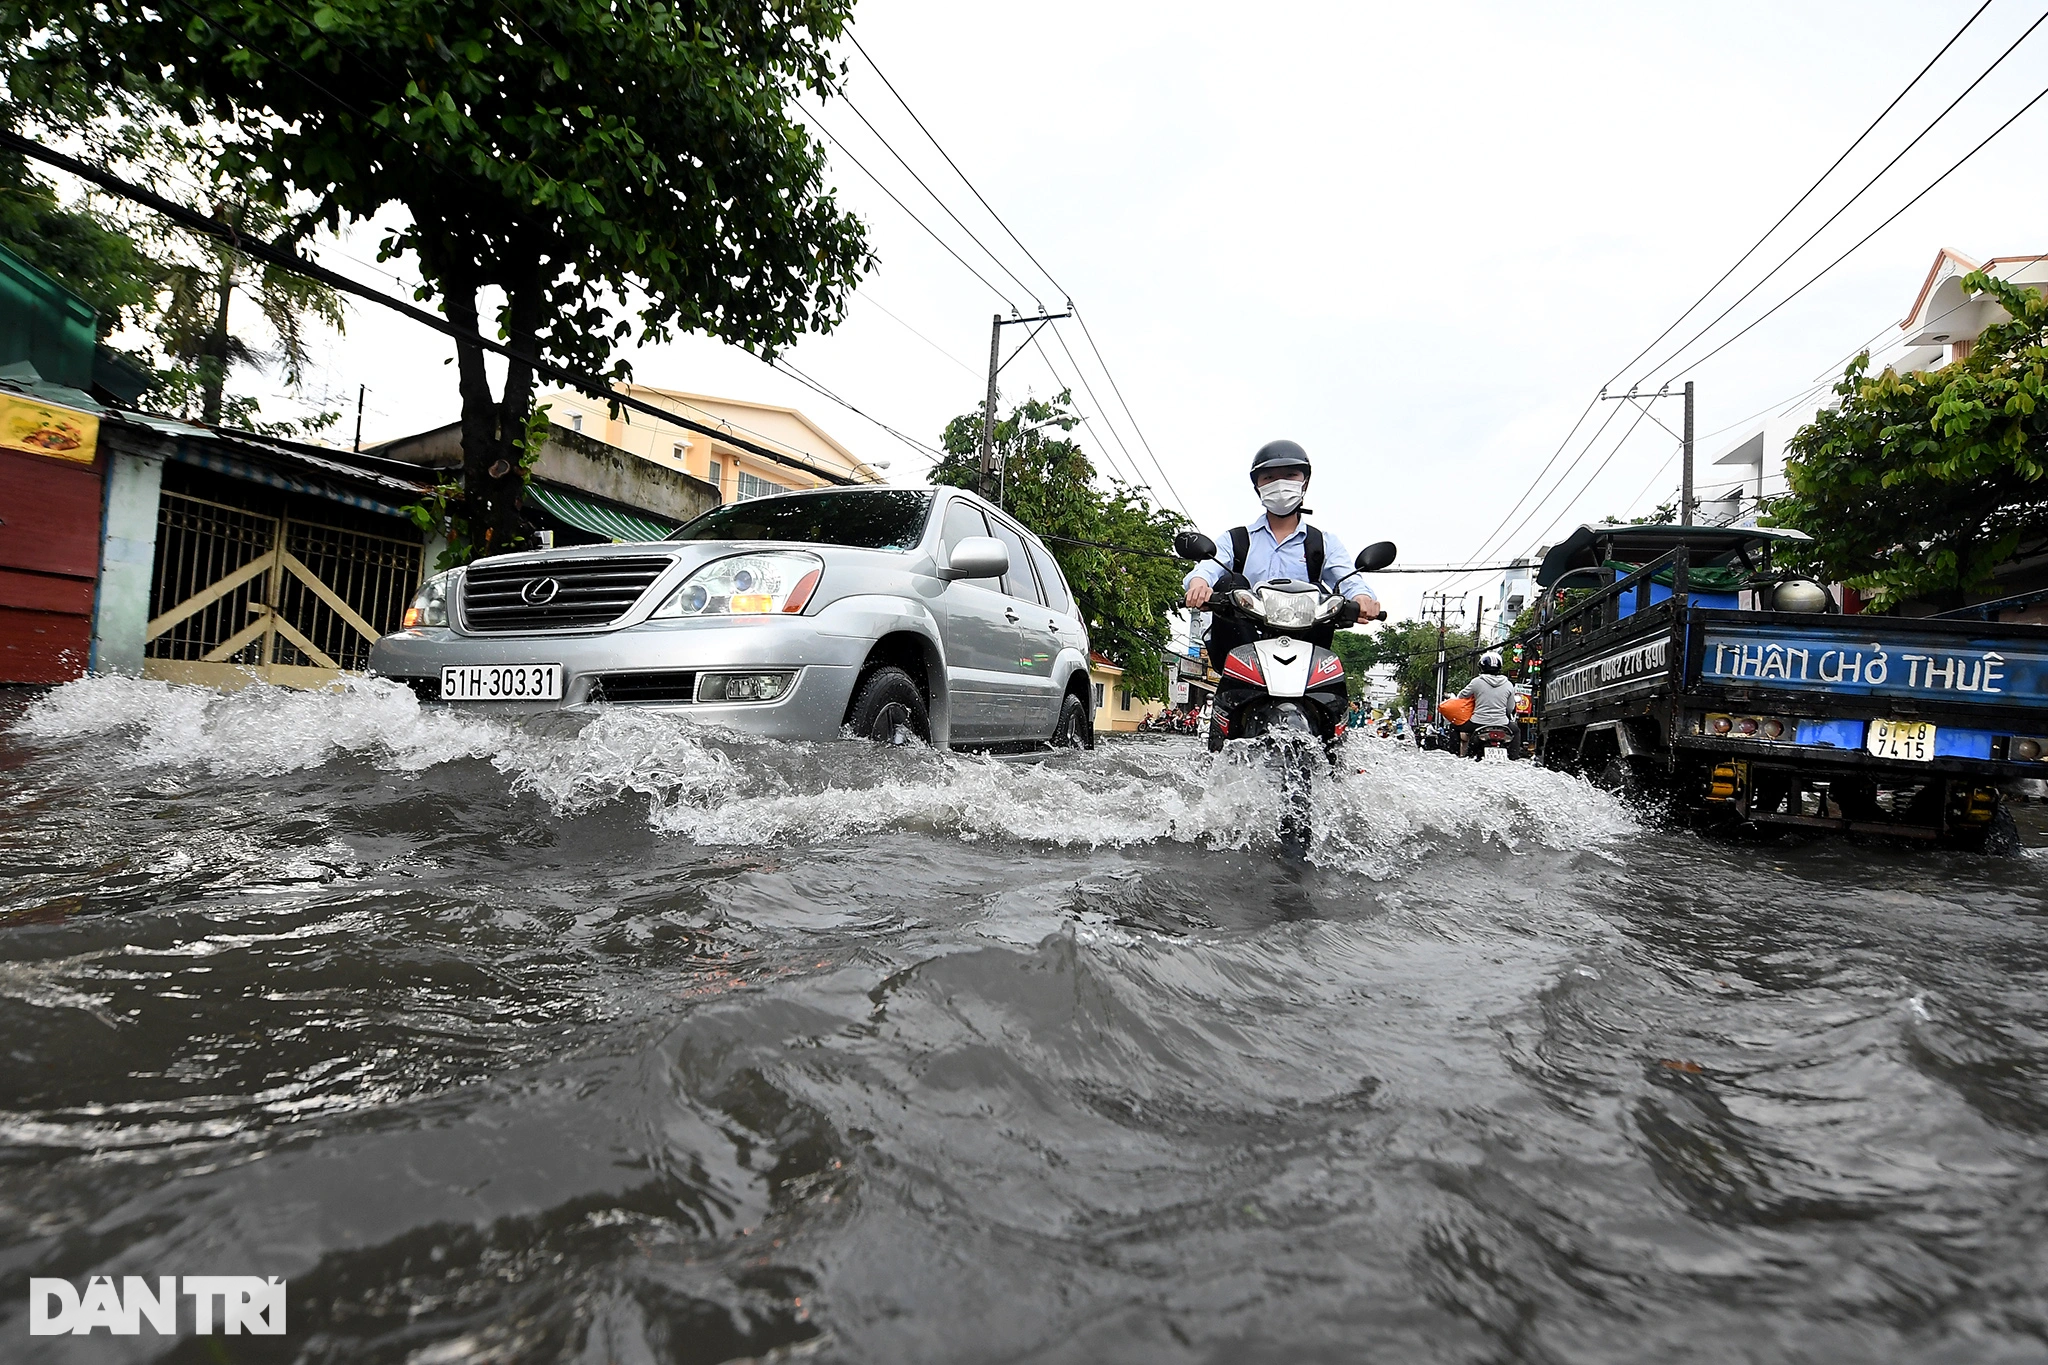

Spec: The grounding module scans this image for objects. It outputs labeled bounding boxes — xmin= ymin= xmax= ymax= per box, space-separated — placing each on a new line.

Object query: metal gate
xmin=143 ymin=489 xmax=423 ymax=688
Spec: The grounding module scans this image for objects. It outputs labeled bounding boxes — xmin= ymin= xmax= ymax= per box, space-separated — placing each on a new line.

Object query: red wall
xmin=0 ymin=446 xmax=104 ymax=683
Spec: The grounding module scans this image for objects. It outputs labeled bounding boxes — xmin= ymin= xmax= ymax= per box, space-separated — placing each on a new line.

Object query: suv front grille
xmin=461 ymin=556 xmax=673 ymax=632
xmin=588 ymin=671 xmax=698 ymax=704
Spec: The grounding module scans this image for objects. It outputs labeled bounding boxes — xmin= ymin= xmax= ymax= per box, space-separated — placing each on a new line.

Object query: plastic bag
xmin=1438 ymin=695 xmax=1474 ymax=725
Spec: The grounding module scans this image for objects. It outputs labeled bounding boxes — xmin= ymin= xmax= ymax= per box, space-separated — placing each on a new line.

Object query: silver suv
xmin=369 ymin=486 xmax=1096 ymax=747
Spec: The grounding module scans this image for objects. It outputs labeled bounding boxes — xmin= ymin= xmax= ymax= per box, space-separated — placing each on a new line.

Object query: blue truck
xmin=1529 ymin=523 xmax=2048 ymax=851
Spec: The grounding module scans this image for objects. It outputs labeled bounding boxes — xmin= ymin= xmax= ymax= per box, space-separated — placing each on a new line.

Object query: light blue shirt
xmin=1182 ymin=513 xmax=1370 ymax=598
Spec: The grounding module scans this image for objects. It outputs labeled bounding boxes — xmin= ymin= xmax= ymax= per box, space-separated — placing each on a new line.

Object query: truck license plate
xmin=441 ymin=664 xmax=562 ymax=701
xmin=1867 ymin=718 xmax=1936 ymax=762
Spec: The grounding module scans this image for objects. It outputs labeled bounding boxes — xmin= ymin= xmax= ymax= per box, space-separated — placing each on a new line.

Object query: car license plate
xmin=441 ymin=664 xmax=562 ymax=701
xmin=1868 ymin=718 xmax=1936 ymax=762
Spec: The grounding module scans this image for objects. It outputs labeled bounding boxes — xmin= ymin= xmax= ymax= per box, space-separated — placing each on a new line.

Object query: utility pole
xmin=353 ymin=384 xmax=366 ymax=452
xmin=1600 ymin=382 xmax=1699 ymax=524
xmin=1474 ymin=595 xmax=1487 ymax=647
xmin=978 ymin=310 xmax=1072 ymax=499
xmin=1420 ymin=591 xmax=1467 ymax=712
xmin=979 ymin=315 xmax=1001 ymax=496
xmin=1681 ymin=379 xmax=1695 ymax=527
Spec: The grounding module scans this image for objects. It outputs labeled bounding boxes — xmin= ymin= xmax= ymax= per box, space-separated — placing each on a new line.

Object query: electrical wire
xmin=837 ymin=31 xmax=1183 ymax=515
xmin=802 ymin=106 xmax=1016 ymax=310
xmin=1604 ymin=0 xmax=1997 ymax=389
xmin=1669 ymin=75 xmax=2048 ymax=383
xmin=833 ymin=91 xmax=1044 ymax=309
xmin=846 ymin=29 xmax=1072 ymax=301
xmin=1446 ymin=7 xmax=2022 ymax=592
xmin=1070 ymin=308 xmax=1188 ymax=515
xmin=1644 ymin=6 xmax=2048 ymax=385
xmin=1424 ymin=392 xmax=1604 ymax=595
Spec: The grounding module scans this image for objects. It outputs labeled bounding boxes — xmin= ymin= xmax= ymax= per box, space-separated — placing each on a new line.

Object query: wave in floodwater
xmin=13 ymin=675 xmax=1635 ymax=870
xmin=7 ymin=678 xmax=2048 ymax=1363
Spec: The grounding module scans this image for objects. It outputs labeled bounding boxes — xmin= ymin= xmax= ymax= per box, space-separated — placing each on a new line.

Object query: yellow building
xmin=537 ymin=384 xmax=886 ymax=501
xmin=1088 ymin=654 xmax=1167 ymax=733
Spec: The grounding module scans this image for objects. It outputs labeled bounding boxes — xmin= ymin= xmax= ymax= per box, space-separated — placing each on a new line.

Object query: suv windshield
xmin=669 ymin=489 xmax=933 ymax=551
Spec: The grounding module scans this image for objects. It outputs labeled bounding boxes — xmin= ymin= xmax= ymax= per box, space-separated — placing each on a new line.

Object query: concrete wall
xmin=90 ymin=447 xmax=164 ymax=675
xmin=376 ymin=423 xmax=718 ymax=526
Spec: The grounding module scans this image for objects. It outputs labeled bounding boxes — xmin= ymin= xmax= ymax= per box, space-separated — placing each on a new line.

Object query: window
xmin=672 ymin=443 xmax=686 ymax=462
xmin=1118 ymin=688 xmax=1131 ymax=711
xmin=1093 ymin=682 xmax=1105 ymax=709
xmin=986 ymin=517 xmax=1042 ymax=604
xmin=708 ymin=460 xmax=722 ymax=498
xmin=1027 ymin=540 xmax=1071 ymax=614
xmin=570 ymin=413 xmax=583 ymax=433
xmin=669 ymin=489 xmax=934 ymax=551
xmin=737 ymin=471 xmax=793 ymax=502
xmin=939 ymin=500 xmax=997 ymax=583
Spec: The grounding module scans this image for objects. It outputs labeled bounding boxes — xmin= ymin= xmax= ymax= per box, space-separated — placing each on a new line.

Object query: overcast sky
xmin=269 ymin=0 xmax=2048 ymax=620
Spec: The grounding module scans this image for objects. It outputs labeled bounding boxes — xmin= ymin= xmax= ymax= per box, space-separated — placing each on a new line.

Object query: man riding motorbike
xmin=1182 ymin=440 xmax=1383 ymax=751
xmin=1455 ymin=650 xmax=1521 ymax=760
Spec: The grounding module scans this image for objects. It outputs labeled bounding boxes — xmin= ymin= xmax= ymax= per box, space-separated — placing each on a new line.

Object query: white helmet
xmin=1479 ymin=651 xmax=1503 ymax=674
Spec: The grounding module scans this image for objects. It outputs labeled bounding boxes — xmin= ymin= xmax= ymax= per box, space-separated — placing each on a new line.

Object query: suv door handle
xmin=1004 ymin=607 xmax=1020 ymax=622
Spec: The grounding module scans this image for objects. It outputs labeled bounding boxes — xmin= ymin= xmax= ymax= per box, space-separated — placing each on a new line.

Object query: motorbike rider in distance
xmin=1456 ymin=650 xmax=1521 ymax=759
xmin=1183 ymin=440 xmax=1384 ymax=749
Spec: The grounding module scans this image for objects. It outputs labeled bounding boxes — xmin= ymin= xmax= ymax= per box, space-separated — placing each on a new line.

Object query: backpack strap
xmin=1227 ymin=525 xmax=1250 ymax=575
xmin=1304 ymin=524 xmax=1325 ymax=587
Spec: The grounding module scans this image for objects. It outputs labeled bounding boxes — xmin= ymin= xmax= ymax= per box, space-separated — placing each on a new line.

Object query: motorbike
xmin=1469 ymin=723 xmax=1515 ymax=763
xmin=1176 ymin=530 xmax=1397 ymax=855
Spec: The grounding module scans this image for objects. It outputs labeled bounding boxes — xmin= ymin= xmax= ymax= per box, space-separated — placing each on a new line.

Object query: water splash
xmin=14 ymin=676 xmax=1632 ymax=868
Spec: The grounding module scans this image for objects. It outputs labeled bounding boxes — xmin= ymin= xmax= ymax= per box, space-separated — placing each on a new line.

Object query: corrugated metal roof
xmin=527 ymin=482 xmax=676 ymax=542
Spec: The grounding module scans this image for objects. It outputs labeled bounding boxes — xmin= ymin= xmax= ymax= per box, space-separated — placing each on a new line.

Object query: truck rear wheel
xmin=1945 ymin=802 xmax=2021 ymax=856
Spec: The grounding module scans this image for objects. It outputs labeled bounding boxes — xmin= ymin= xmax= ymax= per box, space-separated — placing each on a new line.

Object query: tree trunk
xmin=439 ymin=285 xmax=524 ymax=559
xmin=200 ymin=252 xmax=234 ymax=426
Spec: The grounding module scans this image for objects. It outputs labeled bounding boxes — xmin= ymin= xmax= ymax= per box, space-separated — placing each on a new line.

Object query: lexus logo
xmin=520 ymin=577 xmax=561 ymax=605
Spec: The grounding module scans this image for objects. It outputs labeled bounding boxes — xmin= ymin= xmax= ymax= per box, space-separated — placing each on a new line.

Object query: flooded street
xmin=4 ymin=678 xmax=2048 ymax=1364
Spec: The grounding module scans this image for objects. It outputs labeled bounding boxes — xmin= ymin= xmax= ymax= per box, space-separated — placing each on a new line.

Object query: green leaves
xmin=1770 ymin=274 xmax=2048 ymax=610
xmin=932 ymin=393 xmax=1189 ymax=701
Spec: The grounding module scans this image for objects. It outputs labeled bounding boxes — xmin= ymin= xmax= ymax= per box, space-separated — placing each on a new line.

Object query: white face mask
xmin=1258 ymin=478 xmax=1306 ymax=516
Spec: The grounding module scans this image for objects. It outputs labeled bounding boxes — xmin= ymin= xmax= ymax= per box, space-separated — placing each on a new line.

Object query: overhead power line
xmin=1644 ymin=5 xmax=2048 ymax=385
xmin=1670 ymin=74 xmax=2048 ymax=383
xmin=805 ymin=105 xmax=1017 ymax=310
xmin=840 ymin=30 xmax=1183 ymax=515
xmin=834 ymin=90 xmax=1046 ymax=308
xmin=1606 ymin=0 xmax=1996 ymax=389
xmin=1 ymin=128 xmax=860 ymax=487
xmin=1446 ymin=6 xmax=2037 ymax=591
xmin=846 ymin=30 xmax=1071 ymax=301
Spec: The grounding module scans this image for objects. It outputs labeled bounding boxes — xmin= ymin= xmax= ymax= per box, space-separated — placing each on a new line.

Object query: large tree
xmin=932 ymin=392 xmax=1188 ymax=700
xmin=1768 ymin=272 xmax=2048 ymax=610
xmin=6 ymin=0 xmax=872 ymax=555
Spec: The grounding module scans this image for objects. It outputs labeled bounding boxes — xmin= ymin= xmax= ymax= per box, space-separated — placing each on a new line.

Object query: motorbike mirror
xmin=1355 ymin=541 xmax=1397 ymax=572
xmin=1174 ymin=530 xmax=1217 ymax=562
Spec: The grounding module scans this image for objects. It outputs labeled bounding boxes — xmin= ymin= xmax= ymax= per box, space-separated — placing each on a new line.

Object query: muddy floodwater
xmin=4 ymin=677 xmax=2048 ymax=1364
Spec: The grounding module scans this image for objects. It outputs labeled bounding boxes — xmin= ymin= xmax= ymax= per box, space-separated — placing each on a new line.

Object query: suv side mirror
xmin=1174 ymin=530 xmax=1217 ymax=562
xmin=1355 ymin=541 xmax=1397 ymax=572
xmin=939 ymin=535 xmax=1008 ymax=581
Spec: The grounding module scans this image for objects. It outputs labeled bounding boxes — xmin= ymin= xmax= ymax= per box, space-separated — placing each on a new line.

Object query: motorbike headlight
xmin=1257 ymin=588 xmax=1317 ymax=630
xmin=650 ymin=551 xmax=824 ymax=619
xmin=402 ymin=572 xmax=454 ymax=629
xmin=1229 ymin=589 xmax=1264 ymax=618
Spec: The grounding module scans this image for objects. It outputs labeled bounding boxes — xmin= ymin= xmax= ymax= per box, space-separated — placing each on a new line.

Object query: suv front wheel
xmin=847 ymin=666 xmax=930 ymax=745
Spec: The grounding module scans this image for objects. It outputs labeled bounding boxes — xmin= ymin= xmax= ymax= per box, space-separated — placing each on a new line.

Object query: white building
xmin=1699 ymin=247 xmax=2048 ymax=529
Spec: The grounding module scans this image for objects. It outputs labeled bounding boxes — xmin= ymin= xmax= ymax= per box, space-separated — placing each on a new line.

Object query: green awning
xmin=526 ymin=482 xmax=677 ymax=542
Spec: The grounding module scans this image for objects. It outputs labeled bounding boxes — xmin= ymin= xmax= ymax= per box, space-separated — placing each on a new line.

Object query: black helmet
xmin=1250 ymin=439 xmax=1311 ymax=482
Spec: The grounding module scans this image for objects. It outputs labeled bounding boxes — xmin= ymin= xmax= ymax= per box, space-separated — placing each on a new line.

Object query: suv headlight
xmin=649 ymin=551 xmax=824 ymax=619
xmin=402 ymin=572 xmax=454 ymax=629
xmin=1257 ymin=587 xmax=1317 ymax=629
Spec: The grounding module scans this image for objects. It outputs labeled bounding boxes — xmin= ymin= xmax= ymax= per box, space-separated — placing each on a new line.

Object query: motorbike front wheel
xmin=1254 ymin=703 xmax=1320 ymax=858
